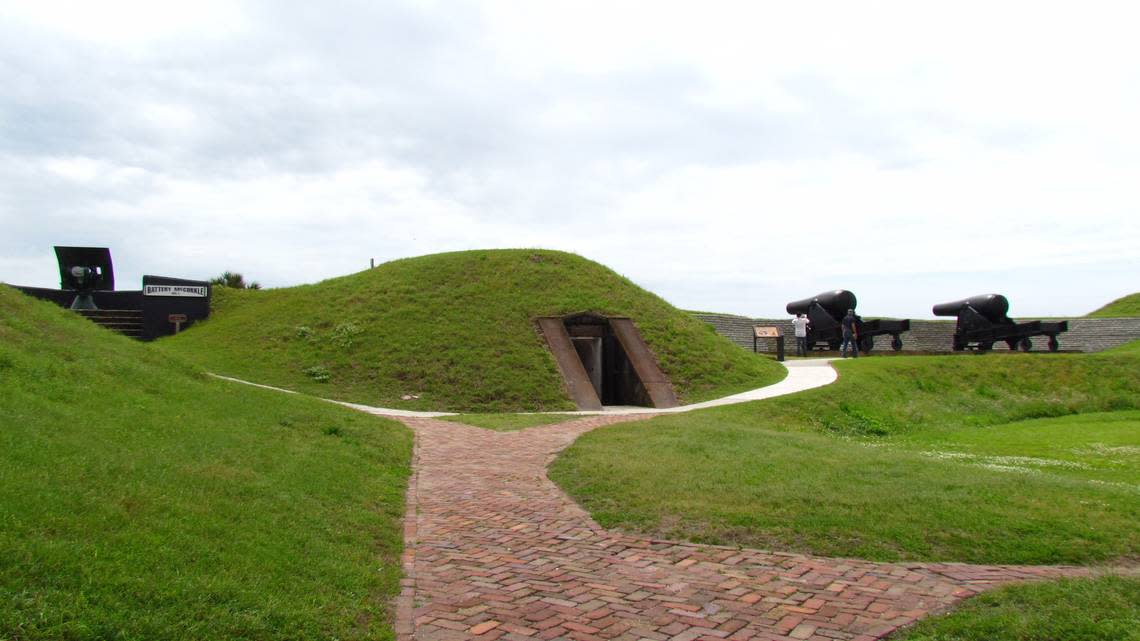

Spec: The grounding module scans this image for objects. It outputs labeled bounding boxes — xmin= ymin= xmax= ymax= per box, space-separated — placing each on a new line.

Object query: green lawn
xmin=440 ymin=413 xmax=583 ymax=431
xmin=157 ymin=249 xmax=785 ymax=412
xmin=550 ymin=353 xmax=1140 ymax=565
xmin=0 ymin=286 xmax=412 ymax=641
xmin=890 ymin=575 xmax=1140 ymax=641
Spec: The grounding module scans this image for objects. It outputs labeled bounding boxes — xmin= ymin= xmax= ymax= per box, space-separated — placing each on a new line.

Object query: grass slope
xmin=0 ymin=286 xmax=411 ymax=641
xmin=1087 ymin=292 xmax=1140 ymax=317
xmin=551 ymin=353 xmax=1140 ymax=565
xmin=159 ymin=249 xmax=784 ymax=412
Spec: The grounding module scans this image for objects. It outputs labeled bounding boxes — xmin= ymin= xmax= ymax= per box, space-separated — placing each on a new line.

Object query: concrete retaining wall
xmin=692 ymin=312 xmax=1140 ymax=354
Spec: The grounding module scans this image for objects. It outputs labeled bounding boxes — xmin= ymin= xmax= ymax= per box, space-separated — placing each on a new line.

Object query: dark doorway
xmin=536 ymin=313 xmax=679 ymax=410
xmin=564 ymin=314 xmax=651 ymax=407
xmin=571 ymin=336 xmax=603 ymax=399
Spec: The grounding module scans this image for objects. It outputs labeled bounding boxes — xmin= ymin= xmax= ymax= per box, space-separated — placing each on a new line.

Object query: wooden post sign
xmin=168 ymin=313 xmax=188 ymax=333
xmin=753 ymin=326 xmax=785 ymax=361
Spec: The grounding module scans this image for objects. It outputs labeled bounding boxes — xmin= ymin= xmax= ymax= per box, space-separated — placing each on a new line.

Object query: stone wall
xmin=692 ymin=312 xmax=1140 ymax=354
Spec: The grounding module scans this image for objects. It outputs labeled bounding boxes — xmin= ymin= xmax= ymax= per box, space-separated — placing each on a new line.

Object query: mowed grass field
xmin=551 ymin=349 xmax=1140 ymax=566
xmin=890 ymin=575 xmax=1140 ymax=641
xmin=0 ymin=287 xmax=412 ymax=641
xmin=158 ymin=249 xmax=785 ymax=412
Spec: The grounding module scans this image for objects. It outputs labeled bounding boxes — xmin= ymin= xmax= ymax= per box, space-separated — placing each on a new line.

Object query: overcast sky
xmin=2 ymin=1 xmax=1137 ymax=318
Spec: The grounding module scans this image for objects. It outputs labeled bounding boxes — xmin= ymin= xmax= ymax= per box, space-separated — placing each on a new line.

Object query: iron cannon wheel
xmin=1019 ymin=338 xmax=1033 ymax=352
xmin=1048 ymin=337 xmax=1060 ymax=352
xmin=891 ymin=335 xmax=903 ymax=351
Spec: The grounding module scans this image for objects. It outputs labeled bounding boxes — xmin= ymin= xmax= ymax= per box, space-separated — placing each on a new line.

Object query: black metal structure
xmin=55 ymin=246 xmax=115 ymax=291
xmin=932 ymin=294 xmax=1068 ymax=352
xmin=10 ymin=247 xmax=210 ymax=341
xmin=786 ymin=289 xmax=910 ymax=354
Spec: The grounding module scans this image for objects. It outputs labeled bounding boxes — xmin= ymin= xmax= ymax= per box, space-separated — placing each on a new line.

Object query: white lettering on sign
xmin=144 ymin=285 xmax=208 ymax=297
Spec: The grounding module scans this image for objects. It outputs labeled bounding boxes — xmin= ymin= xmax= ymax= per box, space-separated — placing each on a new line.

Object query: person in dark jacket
xmin=841 ymin=309 xmax=861 ymax=358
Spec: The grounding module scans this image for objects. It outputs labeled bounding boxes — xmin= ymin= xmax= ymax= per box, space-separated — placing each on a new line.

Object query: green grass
xmin=890 ymin=575 xmax=1140 ymax=641
xmin=440 ymin=413 xmax=583 ymax=431
xmin=157 ymin=250 xmax=784 ymax=412
xmin=550 ymin=353 xmax=1140 ymax=564
xmin=1108 ymin=338 xmax=1140 ymax=355
xmin=0 ymin=286 xmax=412 ymax=641
xmin=1087 ymin=292 xmax=1140 ymax=317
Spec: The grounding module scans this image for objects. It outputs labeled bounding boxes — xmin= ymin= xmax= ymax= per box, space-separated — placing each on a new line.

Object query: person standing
xmin=841 ymin=308 xmax=861 ymax=358
xmin=791 ymin=313 xmax=810 ymax=356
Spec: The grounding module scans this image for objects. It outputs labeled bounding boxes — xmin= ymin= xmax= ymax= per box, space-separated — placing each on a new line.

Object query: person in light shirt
xmin=791 ymin=313 xmax=810 ymax=357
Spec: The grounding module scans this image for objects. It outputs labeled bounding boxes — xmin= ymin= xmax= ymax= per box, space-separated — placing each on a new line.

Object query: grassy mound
xmin=158 ymin=249 xmax=784 ymax=412
xmin=0 ymin=286 xmax=411 ymax=640
xmin=551 ymin=352 xmax=1140 ymax=565
xmin=1087 ymin=292 xmax=1140 ymax=317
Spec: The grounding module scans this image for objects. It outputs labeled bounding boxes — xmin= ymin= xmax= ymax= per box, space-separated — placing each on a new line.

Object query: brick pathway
xmin=393 ymin=415 xmax=1092 ymax=641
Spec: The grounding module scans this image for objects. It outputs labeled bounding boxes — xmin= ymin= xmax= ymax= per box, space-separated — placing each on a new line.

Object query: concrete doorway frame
xmin=536 ymin=313 xmax=679 ymax=410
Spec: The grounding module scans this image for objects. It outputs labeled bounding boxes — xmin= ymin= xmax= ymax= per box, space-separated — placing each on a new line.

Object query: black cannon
xmin=932 ymin=294 xmax=1067 ymax=352
xmin=786 ymin=290 xmax=910 ymax=353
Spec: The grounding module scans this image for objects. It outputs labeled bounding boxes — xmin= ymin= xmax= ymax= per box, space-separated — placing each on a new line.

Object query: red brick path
xmin=393 ymin=415 xmax=1089 ymax=641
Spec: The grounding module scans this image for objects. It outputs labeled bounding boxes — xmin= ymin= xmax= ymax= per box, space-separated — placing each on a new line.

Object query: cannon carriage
xmin=932 ymin=294 xmax=1067 ymax=352
xmin=786 ymin=290 xmax=910 ymax=354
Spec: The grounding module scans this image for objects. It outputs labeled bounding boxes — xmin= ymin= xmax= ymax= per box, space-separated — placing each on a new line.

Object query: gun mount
xmin=785 ymin=289 xmax=910 ymax=354
xmin=932 ymin=293 xmax=1067 ymax=352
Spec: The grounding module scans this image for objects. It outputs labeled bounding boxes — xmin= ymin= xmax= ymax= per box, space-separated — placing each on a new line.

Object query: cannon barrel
xmin=786 ymin=289 xmax=857 ymax=318
xmin=932 ymin=294 xmax=1009 ymax=321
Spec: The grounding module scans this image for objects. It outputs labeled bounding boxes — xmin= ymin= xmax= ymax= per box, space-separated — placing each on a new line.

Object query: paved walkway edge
xmin=395 ymin=432 xmax=421 ymax=641
xmin=210 ymin=358 xmax=837 ymax=418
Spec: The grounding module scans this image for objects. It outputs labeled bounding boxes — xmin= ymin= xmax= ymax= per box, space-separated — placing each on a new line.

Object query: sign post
xmin=754 ymin=326 xmax=785 ymax=361
xmin=168 ymin=313 xmax=188 ymax=333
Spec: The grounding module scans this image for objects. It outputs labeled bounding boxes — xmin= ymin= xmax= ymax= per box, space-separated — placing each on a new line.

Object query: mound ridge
xmin=160 ymin=249 xmax=784 ymax=412
xmin=1087 ymin=292 xmax=1140 ymax=317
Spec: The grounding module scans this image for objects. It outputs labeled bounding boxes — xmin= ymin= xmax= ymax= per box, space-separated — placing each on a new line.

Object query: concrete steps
xmin=76 ymin=309 xmax=144 ymax=339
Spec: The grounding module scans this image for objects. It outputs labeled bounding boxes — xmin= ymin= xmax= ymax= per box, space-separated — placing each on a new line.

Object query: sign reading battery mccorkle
xmin=144 ymin=285 xmax=208 ymax=297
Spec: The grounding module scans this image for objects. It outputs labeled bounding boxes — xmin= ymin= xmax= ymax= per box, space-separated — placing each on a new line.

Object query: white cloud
xmin=0 ymin=0 xmax=247 ymax=45
xmin=1 ymin=0 xmax=1137 ymax=319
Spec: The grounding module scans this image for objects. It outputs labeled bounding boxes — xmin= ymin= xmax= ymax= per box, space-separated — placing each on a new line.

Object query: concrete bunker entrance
xmin=566 ymin=315 xmax=645 ymax=406
xmin=536 ymin=313 xmax=679 ymax=411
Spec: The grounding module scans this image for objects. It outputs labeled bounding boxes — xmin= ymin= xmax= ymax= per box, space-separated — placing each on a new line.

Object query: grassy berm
xmin=159 ymin=249 xmax=784 ymax=412
xmin=552 ymin=347 xmax=1140 ymax=566
xmin=0 ymin=286 xmax=412 ymax=641
xmin=1086 ymin=291 xmax=1140 ymax=317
